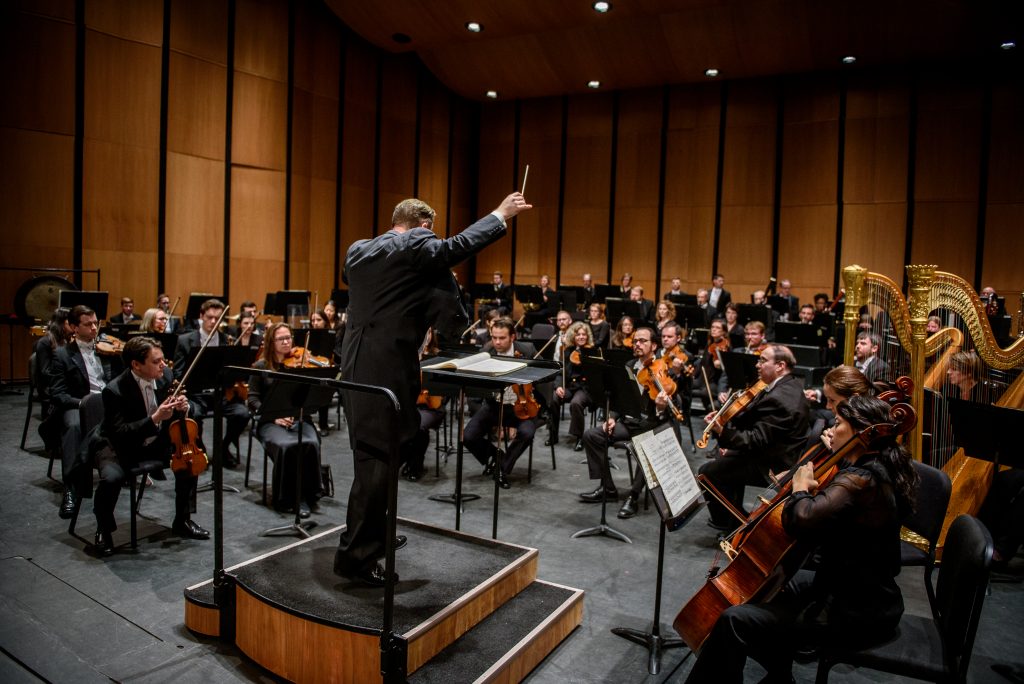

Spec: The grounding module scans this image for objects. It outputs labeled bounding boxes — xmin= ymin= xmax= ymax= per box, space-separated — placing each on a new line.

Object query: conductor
xmin=334 ymin=192 xmax=533 ymax=586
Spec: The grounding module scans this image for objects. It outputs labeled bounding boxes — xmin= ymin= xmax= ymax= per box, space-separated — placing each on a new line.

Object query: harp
xmin=843 ymin=264 xmax=1024 ymax=557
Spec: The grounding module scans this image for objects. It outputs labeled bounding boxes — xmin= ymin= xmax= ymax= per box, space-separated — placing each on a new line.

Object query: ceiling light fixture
xmin=465 ymin=21 xmax=483 ymax=33
xmin=705 ymin=68 xmax=719 ymax=78
xmin=842 ymin=55 xmax=857 ymax=64
xmin=1000 ymin=40 xmax=1016 ymax=50
xmin=486 ymin=90 xmax=498 ymax=99
xmin=593 ymin=1 xmax=612 ymax=12
xmin=587 ymin=80 xmax=601 ymax=89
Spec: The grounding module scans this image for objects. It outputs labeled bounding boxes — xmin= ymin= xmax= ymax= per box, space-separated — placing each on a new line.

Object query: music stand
xmin=296 ymin=328 xmax=336 ymax=359
xmin=594 ymin=284 xmax=619 ymax=304
xmin=328 ymin=288 xmax=350 ymax=310
xmin=184 ymin=293 xmax=223 ymax=328
xmin=611 ymin=423 xmax=702 ymax=674
xmin=59 ymin=290 xmax=109 ymax=320
xmin=774 ymin=322 xmax=821 ymax=347
xmin=678 ymin=306 xmax=708 ymax=332
xmin=254 ymin=366 xmax=337 ymax=538
xmin=949 ymin=400 xmax=1024 ymax=471
xmin=667 ymin=293 xmax=698 ymax=307
xmin=719 ymin=350 xmax=759 ymax=392
xmin=767 ymin=295 xmax=792 ymax=319
xmin=127 ymin=331 xmax=179 ymax=360
xmin=735 ymin=304 xmax=768 ymax=327
xmin=604 ymin=297 xmax=627 ymax=325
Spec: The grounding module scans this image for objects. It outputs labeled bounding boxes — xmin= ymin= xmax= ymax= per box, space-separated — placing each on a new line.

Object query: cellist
xmin=685 ymin=395 xmax=917 ymax=683
xmin=700 ymin=345 xmax=809 ymax=533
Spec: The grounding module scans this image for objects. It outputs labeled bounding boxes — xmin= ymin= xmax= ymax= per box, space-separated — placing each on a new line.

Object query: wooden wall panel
xmin=513 ymin=97 xmax=562 ymax=285
xmin=841 ymin=75 xmax=909 ymax=280
xmin=167 ymin=53 xmax=227 ymax=159
xmin=447 ymin=98 xmax=478 ymax=285
xmin=718 ymin=80 xmax=777 ymax=300
xmin=234 ymin=0 xmax=287 ymax=81
xmin=339 ymin=39 xmax=377 ymax=256
xmin=86 ymin=0 xmax=162 ymax=45
xmin=376 ymin=57 xmax=418 ymax=231
xmin=165 ymin=153 xmax=224 ymax=296
xmin=474 ymin=103 xmax=516 ymax=283
xmin=560 ymin=94 xmax=613 ymax=285
xmin=611 ymin=89 xmax=662 ymax=295
xmin=0 ymin=10 xmax=75 ymax=134
xmin=230 ymin=167 xmax=286 ymax=305
xmin=661 ymin=84 xmax=720 ymax=295
xmin=170 ymin=0 xmax=228 ymax=64
xmin=417 ymin=80 xmax=451 ymax=228
xmin=910 ymin=78 xmax=982 ymax=280
xmin=777 ymin=76 xmax=838 ymax=304
xmin=232 ymin=72 xmax=287 ymax=171
xmin=981 ymin=83 xmax=1024 ymax=295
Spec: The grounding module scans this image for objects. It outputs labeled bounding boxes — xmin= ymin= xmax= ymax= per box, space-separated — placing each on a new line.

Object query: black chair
xmin=815 ymin=514 xmax=994 ymax=684
xmin=901 ymin=460 xmax=952 ymax=616
xmin=21 ymin=352 xmax=61 ymax=480
xmin=244 ymin=412 xmax=271 ymax=505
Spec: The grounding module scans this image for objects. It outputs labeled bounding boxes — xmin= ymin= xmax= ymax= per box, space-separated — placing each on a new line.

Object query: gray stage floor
xmin=1 ymin=389 xmax=1020 ymax=683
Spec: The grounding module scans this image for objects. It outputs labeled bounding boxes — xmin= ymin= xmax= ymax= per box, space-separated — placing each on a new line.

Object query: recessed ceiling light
xmin=842 ymin=55 xmax=857 ymax=64
xmin=486 ymin=90 xmax=498 ymax=99
xmin=705 ymin=68 xmax=719 ymax=78
xmin=1001 ymin=40 xmax=1016 ymax=50
xmin=593 ymin=1 xmax=612 ymax=12
xmin=587 ymin=80 xmax=601 ymax=89
xmin=465 ymin=21 xmax=482 ymax=33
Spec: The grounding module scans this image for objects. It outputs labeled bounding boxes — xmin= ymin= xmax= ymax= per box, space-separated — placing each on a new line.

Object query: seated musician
xmin=629 ymin=286 xmax=655 ymax=324
xmin=578 ymin=326 xmax=676 ymax=517
xmin=551 ymin=310 xmax=573 ymax=360
xmin=479 ymin=271 xmax=513 ymax=318
xmin=34 ymin=308 xmax=72 ymax=451
xmin=234 ymin=310 xmax=263 ymax=351
xmin=797 ymin=303 xmax=815 ymax=323
xmin=751 ymin=289 xmax=779 ymax=335
xmin=586 ymin=303 xmax=609 ymax=349
xmin=813 ymin=292 xmax=829 ymax=314
xmin=709 ymin=274 xmax=731 ymax=315
xmin=655 ymin=300 xmax=677 ymax=332
xmin=700 ymin=344 xmax=809 ymax=532
xmin=173 ymin=298 xmax=249 ymax=467
xmin=803 ymin=365 xmax=873 ymax=428
xmin=581 ymin=272 xmax=596 ymax=308
xmin=536 ymin=274 xmax=556 ymax=319
xmin=406 ymin=327 xmax=445 ymax=482
xmin=247 ymin=322 xmax=323 ymax=517
xmin=695 ymin=288 xmax=713 ymax=326
xmin=139 ymin=307 xmax=169 ymax=333
xmin=853 ymin=331 xmax=889 ymax=383
xmin=693 ymin=319 xmax=730 ymax=413
xmin=610 ymin=315 xmax=635 ymax=349
xmin=113 ymin=297 xmax=139 ymax=324
xmin=723 ymin=303 xmax=745 ymax=349
xmin=715 ymin=320 xmax=769 ymax=405
xmin=685 ymin=395 xmax=917 ymax=683
xmin=463 ymin=318 xmax=539 ymax=489
xmin=547 ymin=322 xmax=596 ymax=451
xmin=777 ymin=278 xmax=799 ymax=320
xmin=666 ymin=276 xmax=686 ymax=298
xmin=658 ymin=321 xmax=694 ymax=402
xmin=619 ymin=272 xmax=633 ymax=296
xmin=926 ymin=314 xmax=942 ymax=334
xmin=156 ymin=293 xmax=179 ymax=333
xmin=47 ymin=305 xmax=118 ymax=519
xmin=93 ymin=336 xmax=210 ymax=554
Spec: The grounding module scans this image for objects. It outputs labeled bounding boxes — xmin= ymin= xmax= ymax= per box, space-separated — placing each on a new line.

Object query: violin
xmin=511 ymin=350 xmax=540 ymax=419
xmin=167 ymin=381 xmax=208 ymax=477
xmin=96 ymin=332 xmax=125 ymax=356
xmin=706 ymin=337 xmax=730 ymax=365
xmin=696 ymin=379 xmax=768 ymax=449
xmin=636 ymin=357 xmax=684 ymax=421
xmin=665 ymin=345 xmax=696 ymax=377
xmin=623 ymin=333 xmax=634 ymax=348
xmin=417 ymin=372 xmax=444 ymax=410
xmin=283 ymin=346 xmax=331 ymax=368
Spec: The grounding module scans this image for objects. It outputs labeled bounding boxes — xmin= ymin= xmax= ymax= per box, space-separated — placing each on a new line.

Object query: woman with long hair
xmin=138 ymin=308 xmax=169 ymax=334
xmin=587 ymin=302 xmax=609 ymax=348
xmin=610 ymin=315 xmax=635 ymax=349
xmin=655 ymin=300 xmax=677 ymax=331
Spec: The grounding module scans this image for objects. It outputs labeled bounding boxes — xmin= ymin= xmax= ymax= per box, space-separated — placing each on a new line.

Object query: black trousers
xmin=93 ymin=449 xmax=197 ymax=533
xmin=59 ymin=409 xmax=83 ymax=486
xmin=548 ymin=386 xmax=592 ymax=440
xmin=463 ymin=400 xmax=537 ymax=475
xmin=582 ymin=420 xmax=663 ymax=497
xmin=335 ymin=450 xmax=390 ymax=574
xmin=698 ymin=453 xmax=769 ymax=529
xmin=404 ymin=407 xmax=444 ymax=473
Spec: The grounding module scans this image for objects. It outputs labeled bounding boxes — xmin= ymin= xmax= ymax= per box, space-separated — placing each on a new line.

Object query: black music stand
xmin=774 ymin=322 xmax=821 ymax=347
xmin=126 ymin=331 xmax=179 ymax=360
xmin=253 ymin=366 xmax=337 ymax=538
xmin=667 ymin=293 xmax=698 ymax=307
xmin=719 ymin=350 xmax=759 ymax=392
xmin=678 ymin=306 xmax=709 ymax=332
xmin=184 ymin=293 xmax=223 ymax=329
xmin=949 ymin=400 xmax=1024 ymax=471
xmin=594 ymin=284 xmax=619 ymax=304
xmin=611 ymin=422 xmax=702 ymax=674
xmin=571 ymin=357 xmax=642 ymax=544
xmin=514 ymin=285 xmax=543 ymax=310
xmin=296 ymin=328 xmax=336 ymax=358
xmin=59 ymin=290 xmax=109 ymax=320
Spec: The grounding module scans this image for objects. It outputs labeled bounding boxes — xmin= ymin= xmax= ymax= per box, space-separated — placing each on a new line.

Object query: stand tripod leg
xmin=571 ymin=489 xmax=632 ymax=543
xmin=427 ymin=390 xmax=480 ymax=526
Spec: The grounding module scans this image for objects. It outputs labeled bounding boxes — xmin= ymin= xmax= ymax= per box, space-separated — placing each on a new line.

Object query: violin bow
xmin=171 ymin=305 xmax=230 ymax=400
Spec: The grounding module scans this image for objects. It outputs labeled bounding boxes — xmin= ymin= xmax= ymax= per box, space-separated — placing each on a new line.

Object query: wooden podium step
xmin=184 ymin=519 xmax=582 ymax=683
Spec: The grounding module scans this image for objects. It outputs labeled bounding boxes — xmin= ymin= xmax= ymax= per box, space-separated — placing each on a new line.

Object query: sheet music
xmin=632 ymin=427 xmax=701 ymax=518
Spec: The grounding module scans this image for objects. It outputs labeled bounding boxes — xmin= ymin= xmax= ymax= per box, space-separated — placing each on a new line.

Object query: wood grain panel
xmin=661 ymin=84 xmax=720 ymax=294
xmin=232 ymin=71 xmax=287 ymax=171
xmin=560 ymin=94 xmax=613 ymax=285
xmin=447 ymin=98 xmax=477 ymax=285
xmin=0 ymin=10 xmax=75 ymax=134
xmin=84 ymin=31 xmax=161 ymax=147
xmin=911 ymin=202 xmax=977 ymax=277
xmin=840 ymin=203 xmax=908 ymax=282
xmin=165 ymin=153 xmax=224 ymax=298
xmin=474 ymin=102 xmax=516 ymax=284
xmin=718 ymin=81 xmax=777 ymax=299
xmin=170 ymin=0 xmax=228 ymax=64
xmin=12 ymin=0 xmax=74 ymax=21
xmin=376 ymin=57 xmax=418 ymax=231
xmin=86 ymin=0 xmax=162 ymax=45
xmin=307 ymin=178 xmax=338 ymax=292
xmin=982 ymin=83 xmax=1024 ymax=293
xmin=184 ymin=599 xmax=220 ymax=637
xmin=167 ymin=52 xmax=227 ymax=159
xmin=340 ymin=39 xmax=378 ymax=253
xmin=234 ymin=0 xmax=287 ymax=81
xmin=294 ymin=0 xmax=340 ymax=97
xmin=230 ymin=167 xmax=286 ymax=305
xmin=416 ymin=80 xmax=451 ymax=227
xmin=513 ymin=97 xmax=562 ymax=285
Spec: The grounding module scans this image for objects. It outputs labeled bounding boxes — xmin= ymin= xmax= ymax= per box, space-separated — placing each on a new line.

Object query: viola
xmin=417 ymin=372 xmax=444 ymax=410
xmin=283 ymin=346 xmax=331 ymax=368
xmin=623 ymin=333 xmax=634 ymax=348
xmin=636 ymin=357 xmax=684 ymax=421
xmin=167 ymin=381 xmax=208 ymax=477
xmin=511 ymin=350 xmax=540 ymax=419
xmin=225 ymin=381 xmax=249 ymax=403
xmin=706 ymin=337 xmax=730 ymax=365
xmin=696 ymin=379 xmax=768 ymax=449
xmin=96 ymin=333 xmax=125 ymax=356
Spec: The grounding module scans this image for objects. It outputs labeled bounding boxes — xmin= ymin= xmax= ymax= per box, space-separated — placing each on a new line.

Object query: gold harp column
xmin=842 ymin=265 xmax=867 ymax=365
xmin=905 ymin=264 xmax=937 ymax=463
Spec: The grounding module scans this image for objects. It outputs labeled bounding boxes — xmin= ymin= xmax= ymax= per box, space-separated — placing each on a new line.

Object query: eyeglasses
xmin=756 ymin=357 xmax=777 ymax=365
xmin=274 ymin=336 xmax=293 ymax=343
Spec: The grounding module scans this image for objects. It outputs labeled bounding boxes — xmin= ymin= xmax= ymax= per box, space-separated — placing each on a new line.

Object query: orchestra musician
xmin=113 ymin=297 xmax=139 ymax=325
xmin=173 ymin=298 xmax=249 ymax=468
xmin=334 ymin=193 xmax=531 ymax=587
xmin=629 ymin=286 xmax=655 ymax=325
xmin=247 ymin=322 xmax=324 ymax=517
xmin=92 ymin=336 xmax=209 ymax=555
xmin=156 ymin=293 xmax=179 ymax=333
xmin=853 ymin=332 xmax=889 ymax=384
xmin=797 ymin=303 xmax=815 ymax=323
xmin=777 ymin=278 xmax=799 ymax=320
xmin=926 ymin=315 xmax=942 ymax=334
xmin=654 ymin=300 xmax=677 ymax=332
xmin=693 ymin=319 xmax=730 ymax=413
xmin=610 ymin=315 xmax=635 ymax=349
xmin=547 ymin=322 xmax=596 ymax=451
xmin=685 ymin=395 xmax=917 ymax=683
xmin=723 ymin=303 xmax=745 ymax=350
xmin=462 ymin=318 xmax=540 ymax=489
xmin=47 ymin=305 xmax=118 ymax=520
xmin=715 ymin=320 xmax=769 ymax=405
xmin=34 ymin=307 xmax=72 ymax=452
xmin=480 ymin=271 xmax=513 ymax=318
xmin=700 ymin=344 xmax=809 ymax=532
xmin=619 ymin=273 xmax=633 ymax=296
xmin=813 ymin=293 xmax=829 ymax=314
xmin=581 ymin=273 xmax=596 ymax=308
xmin=578 ymin=326 xmax=677 ymax=518
xmin=586 ymin=303 xmax=609 ymax=349
xmin=234 ymin=310 xmax=263 ymax=351
xmin=695 ymin=288 xmax=713 ymax=326
xmin=708 ymin=274 xmax=731 ymax=315
xmin=536 ymin=274 xmax=556 ymax=319
xmin=139 ymin=308 xmax=169 ymax=333
xmin=658 ymin=321 xmax=694 ymax=394
xmin=803 ymin=364 xmax=873 ymax=428
xmin=665 ymin=276 xmax=686 ymax=299
xmin=551 ymin=310 xmax=574 ymax=361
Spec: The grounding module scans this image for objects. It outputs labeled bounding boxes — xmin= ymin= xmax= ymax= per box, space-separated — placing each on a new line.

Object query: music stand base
xmin=260 ymin=520 xmax=316 ymax=538
xmin=571 ymin=523 xmax=631 ymax=543
xmin=611 ymin=626 xmax=687 ymax=675
xmin=197 ymin=482 xmax=241 ymax=494
xmin=429 ymin=492 xmax=480 ymax=505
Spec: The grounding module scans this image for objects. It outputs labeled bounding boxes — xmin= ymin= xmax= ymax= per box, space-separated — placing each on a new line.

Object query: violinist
xmin=47 ymin=305 xmax=118 ymax=520
xmin=139 ymin=308 xmax=169 ymax=333
xmin=113 ymin=297 xmax=140 ymax=325
xmin=692 ymin=319 xmax=729 ymax=413
xmin=234 ymin=310 xmax=263 ymax=351
xmin=586 ymin=303 xmax=609 ymax=348
xmin=550 ymin=310 xmax=573 ymax=360
xmin=699 ymin=344 xmax=809 ymax=532
xmin=658 ymin=322 xmax=694 ymax=400
xmin=246 ymin=323 xmax=323 ymax=517
xmin=610 ymin=315 xmax=635 ymax=349
xmin=685 ymin=395 xmax=917 ymax=684
xmin=579 ymin=326 xmax=677 ymax=519
xmin=463 ymin=318 xmax=540 ymax=489
xmin=173 ymin=299 xmax=249 ymax=467
xmin=723 ymin=303 xmax=745 ymax=350
xmin=654 ymin=300 xmax=676 ymax=332
xmin=92 ymin=336 xmax=208 ymax=555
xmin=547 ymin=322 xmax=595 ymax=451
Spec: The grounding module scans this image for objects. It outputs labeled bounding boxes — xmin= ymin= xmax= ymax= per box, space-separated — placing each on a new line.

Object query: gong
xmin=14 ymin=275 xmax=77 ymax=323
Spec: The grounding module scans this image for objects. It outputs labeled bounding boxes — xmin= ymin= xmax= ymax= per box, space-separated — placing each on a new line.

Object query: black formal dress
xmin=335 ymin=211 xmax=507 ymax=575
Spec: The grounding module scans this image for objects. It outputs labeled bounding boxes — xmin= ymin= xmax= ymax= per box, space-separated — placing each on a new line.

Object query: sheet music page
xmin=633 ymin=427 xmax=700 ymax=517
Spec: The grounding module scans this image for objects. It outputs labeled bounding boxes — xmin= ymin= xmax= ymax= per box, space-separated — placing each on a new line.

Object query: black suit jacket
xmin=710 ymin=288 xmax=732 ymax=315
xmin=342 ymin=213 xmax=507 ymax=456
xmin=173 ymin=330 xmax=231 ymax=381
xmin=717 ymin=373 xmax=809 ymax=475
xmin=48 ymin=341 xmax=117 ymax=414
xmin=101 ymin=368 xmax=175 ymax=462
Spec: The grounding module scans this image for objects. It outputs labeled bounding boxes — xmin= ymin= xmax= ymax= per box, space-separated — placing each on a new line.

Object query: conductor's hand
xmin=154 ymin=394 xmax=188 ymax=422
xmin=495 ymin=192 xmax=533 ymax=222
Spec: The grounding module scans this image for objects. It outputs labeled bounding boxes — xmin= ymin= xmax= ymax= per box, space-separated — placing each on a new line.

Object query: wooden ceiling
xmin=324 ymin=0 xmax=1020 ymax=101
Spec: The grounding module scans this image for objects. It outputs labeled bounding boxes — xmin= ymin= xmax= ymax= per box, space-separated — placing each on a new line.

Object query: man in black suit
xmin=629 ymin=286 xmax=656 ymax=324
xmin=581 ymin=272 xmax=596 ymax=308
xmin=47 ymin=305 xmax=118 ymax=518
xmin=479 ymin=271 xmax=514 ymax=318
xmin=777 ymin=279 xmax=800 ymax=321
xmin=699 ymin=344 xmax=809 ymax=531
xmin=93 ymin=336 xmax=209 ymax=554
xmin=334 ymin=192 xmax=531 ymax=586
xmin=173 ymin=298 xmax=249 ymax=466
xmin=853 ymin=332 xmax=890 ymax=384
xmin=113 ymin=297 xmax=140 ymax=325
xmin=709 ymin=273 xmax=732 ymax=315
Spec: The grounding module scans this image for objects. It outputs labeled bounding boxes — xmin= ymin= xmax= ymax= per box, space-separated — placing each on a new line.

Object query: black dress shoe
xmin=617 ymin=496 xmax=638 ymax=519
xmin=544 ymin=436 xmax=558 ymax=447
xmin=482 ymin=459 xmax=496 ymax=476
xmin=394 ymin=535 xmax=408 ymax=551
xmin=94 ymin=531 xmax=115 ymax=556
xmin=172 ymin=519 xmax=211 ymax=540
xmin=495 ymin=471 xmax=511 ymax=490
xmin=350 ymin=562 xmax=398 ymax=587
xmin=579 ymin=486 xmax=618 ymax=503
xmin=298 ymin=502 xmax=311 ymax=519
xmin=59 ymin=489 xmax=77 ymax=519
xmin=573 ymin=439 xmax=584 ymax=452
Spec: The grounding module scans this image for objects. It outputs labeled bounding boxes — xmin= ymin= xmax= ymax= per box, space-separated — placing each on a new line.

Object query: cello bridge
xmin=719 ymin=539 xmax=737 ymax=560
